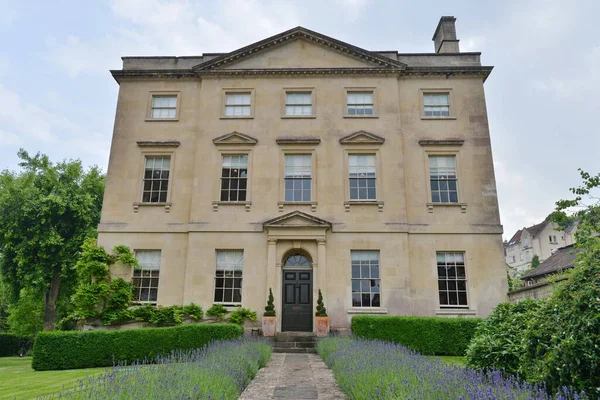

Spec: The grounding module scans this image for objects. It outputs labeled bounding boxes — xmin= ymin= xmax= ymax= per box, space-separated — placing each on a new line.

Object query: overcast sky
xmin=0 ymin=0 xmax=598 ymax=239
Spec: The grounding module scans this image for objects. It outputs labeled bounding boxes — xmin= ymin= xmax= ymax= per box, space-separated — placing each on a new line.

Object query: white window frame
xmin=344 ymin=88 xmax=377 ymax=118
xmin=348 ymin=154 xmax=377 ymax=201
xmin=283 ymin=154 xmax=312 ymax=202
xmin=141 ymin=155 xmax=172 ymax=204
xmin=350 ymin=250 xmax=381 ymax=308
xmin=436 ymin=251 xmax=469 ymax=309
xmin=428 ymin=155 xmax=459 ymax=204
xmin=146 ymin=91 xmax=180 ymax=121
xmin=132 ymin=250 xmax=161 ymax=304
xmin=221 ymin=89 xmax=254 ymax=118
xmin=420 ymin=89 xmax=455 ymax=120
xmin=214 ymin=250 xmax=244 ymax=305
xmin=220 ymin=154 xmax=248 ymax=202
xmin=283 ymin=89 xmax=315 ymax=118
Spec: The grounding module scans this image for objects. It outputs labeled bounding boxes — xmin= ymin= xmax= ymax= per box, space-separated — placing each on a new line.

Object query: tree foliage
xmin=466 ymin=299 xmax=542 ymax=375
xmin=0 ymin=150 xmax=104 ymax=331
xmin=530 ymin=254 xmax=540 ymax=269
xmin=71 ymin=238 xmax=137 ymax=323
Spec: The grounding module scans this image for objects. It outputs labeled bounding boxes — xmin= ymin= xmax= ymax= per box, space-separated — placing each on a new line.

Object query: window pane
xmin=436 ymin=252 xmax=467 ymax=308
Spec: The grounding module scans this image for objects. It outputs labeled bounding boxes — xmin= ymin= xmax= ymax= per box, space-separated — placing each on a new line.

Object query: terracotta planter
xmin=315 ymin=316 xmax=330 ymax=337
xmin=262 ymin=316 xmax=276 ymax=337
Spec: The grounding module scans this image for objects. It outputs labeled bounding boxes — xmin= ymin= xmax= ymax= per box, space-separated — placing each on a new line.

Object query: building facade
xmin=99 ymin=16 xmax=507 ymax=332
xmin=505 ymin=220 xmax=576 ymax=273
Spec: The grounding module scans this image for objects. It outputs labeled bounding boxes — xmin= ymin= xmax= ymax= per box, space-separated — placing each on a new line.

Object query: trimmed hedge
xmin=32 ymin=323 xmax=243 ymax=371
xmin=0 ymin=333 xmax=31 ymax=357
xmin=351 ymin=315 xmax=482 ymax=356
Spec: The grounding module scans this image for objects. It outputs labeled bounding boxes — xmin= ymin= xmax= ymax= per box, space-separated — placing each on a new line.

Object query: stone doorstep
xmin=273 ymin=347 xmax=317 ymax=354
xmin=274 ymin=341 xmax=315 ymax=349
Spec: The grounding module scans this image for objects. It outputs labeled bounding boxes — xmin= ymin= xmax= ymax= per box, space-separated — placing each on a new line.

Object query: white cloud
xmin=334 ymin=0 xmax=372 ymax=22
xmin=0 ymin=84 xmax=110 ymax=167
xmin=50 ymin=0 xmax=301 ymax=78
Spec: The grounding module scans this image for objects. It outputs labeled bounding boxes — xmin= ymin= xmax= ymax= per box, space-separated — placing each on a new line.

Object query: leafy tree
xmin=0 ymin=150 xmax=104 ymax=331
xmin=530 ymin=254 xmax=540 ymax=269
xmin=0 ymin=277 xmax=10 ymax=332
xmin=7 ymin=288 xmax=43 ymax=336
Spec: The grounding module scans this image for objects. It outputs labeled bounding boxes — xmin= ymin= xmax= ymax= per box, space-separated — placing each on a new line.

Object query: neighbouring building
xmin=505 ymin=220 xmax=577 ymax=273
xmin=98 ymin=16 xmax=507 ymax=333
xmin=508 ymin=244 xmax=582 ymax=302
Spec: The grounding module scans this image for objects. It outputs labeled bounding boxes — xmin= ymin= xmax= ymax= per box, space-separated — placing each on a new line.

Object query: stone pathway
xmin=240 ymin=353 xmax=347 ymax=399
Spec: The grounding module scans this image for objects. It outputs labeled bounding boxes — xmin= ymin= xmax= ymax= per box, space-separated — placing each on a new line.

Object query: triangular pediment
xmin=213 ymin=131 xmax=258 ymax=146
xmin=194 ymin=27 xmax=406 ymax=72
xmin=263 ymin=211 xmax=332 ymax=228
xmin=339 ymin=130 xmax=385 ymax=145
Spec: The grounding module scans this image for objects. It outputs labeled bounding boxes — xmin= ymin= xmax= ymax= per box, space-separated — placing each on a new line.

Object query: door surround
xmin=281 ymin=251 xmax=313 ymax=332
xmin=263 ymin=211 xmax=331 ymax=333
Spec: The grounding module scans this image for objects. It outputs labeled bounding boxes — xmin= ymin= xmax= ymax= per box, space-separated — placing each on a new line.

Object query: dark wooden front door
xmin=282 ymin=270 xmax=313 ymax=332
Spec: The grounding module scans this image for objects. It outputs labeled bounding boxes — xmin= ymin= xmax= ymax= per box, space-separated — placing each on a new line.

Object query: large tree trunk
xmin=43 ymin=269 xmax=61 ymax=331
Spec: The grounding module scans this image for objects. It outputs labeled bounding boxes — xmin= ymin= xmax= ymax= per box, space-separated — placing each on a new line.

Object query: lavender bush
xmin=317 ymin=338 xmax=587 ymax=400
xmin=45 ymin=339 xmax=271 ymax=400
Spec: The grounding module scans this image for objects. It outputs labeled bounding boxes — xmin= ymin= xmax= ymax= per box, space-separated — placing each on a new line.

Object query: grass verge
xmin=0 ymin=357 xmax=105 ymax=399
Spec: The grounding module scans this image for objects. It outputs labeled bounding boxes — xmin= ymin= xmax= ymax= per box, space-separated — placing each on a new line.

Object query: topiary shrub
xmin=206 ymin=304 xmax=228 ymax=320
xmin=264 ymin=288 xmax=275 ymax=317
xmin=465 ymin=299 xmax=542 ymax=375
xmin=521 ymin=240 xmax=600 ymax=395
xmin=228 ymin=308 xmax=257 ymax=325
xmin=351 ymin=316 xmax=481 ymax=356
xmin=315 ymin=289 xmax=327 ymax=317
xmin=32 ymin=323 xmax=243 ymax=370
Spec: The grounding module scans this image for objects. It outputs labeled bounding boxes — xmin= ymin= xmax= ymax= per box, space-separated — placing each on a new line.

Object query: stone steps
xmin=272 ymin=332 xmax=317 ymax=354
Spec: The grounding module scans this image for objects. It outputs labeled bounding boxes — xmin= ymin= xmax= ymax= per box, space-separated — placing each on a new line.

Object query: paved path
xmin=240 ymin=353 xmax=347 ymax=399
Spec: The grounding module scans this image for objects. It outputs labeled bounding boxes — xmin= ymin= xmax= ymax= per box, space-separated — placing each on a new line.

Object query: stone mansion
xmin=98 ymin=16 xmax=507 ymax=332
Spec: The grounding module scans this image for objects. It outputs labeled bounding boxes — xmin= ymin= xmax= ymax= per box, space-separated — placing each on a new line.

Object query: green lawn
xmin=0 ymin=357 xmax=106 ymax=399
xmin=435 ymin=355 xmax=467 ymax=366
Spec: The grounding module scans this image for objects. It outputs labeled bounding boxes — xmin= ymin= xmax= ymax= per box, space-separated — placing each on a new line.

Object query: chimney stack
xmin=432 ymin=16 xmax=460 ymax=53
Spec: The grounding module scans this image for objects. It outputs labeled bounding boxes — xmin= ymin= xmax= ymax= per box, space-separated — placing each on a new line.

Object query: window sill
xmin=278 ymin=201 xmax=318 ymax=212
xmin=344 ymin=200 xmax=384 ymax=212
xmin=132 ymin=202 xmax=172 ymax=213
xmin=145 ymin=118 xmax=179 ymax=122
xmin=436 ymin=308 xmax=476 ymax=316
xmin=421 ymin=116 xmax=457 ymax=120
xmin=219 ymin=116 xmax=254 ymax=120
xmin=426 ymin=202 xmax=467 ymax=213
xmin=212 ymin=201 xmax=252 ymax=212
xmin=347 ymin=308 xmax=388 ymax=315
xmin=343 ymin=115 xmax=378 ymax=119
xmin=281 ymin=115 xmax=316 ymax=119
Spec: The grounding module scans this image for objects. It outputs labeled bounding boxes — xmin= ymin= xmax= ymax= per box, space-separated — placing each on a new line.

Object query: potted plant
xmin=262 ymin=288 xmax=276 ymax=337
xmin=315 ymin=289 xmax=329 ymax=337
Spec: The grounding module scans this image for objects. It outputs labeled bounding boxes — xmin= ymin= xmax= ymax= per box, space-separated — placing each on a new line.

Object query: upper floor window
xmin=284 ymin=154 xmax=312 ymax=202
xmin=351 ymin=250 xmax=380 ymax=307
xmin=150 ymin=95 xmax=178 ymax=119
xmin=549 ymin=235 xmax=557 ymax=243
xmin=285 ymin=92 xmax=312 ymax=116
xmin=423 ymin=93 xmax=450 ymax=117
xmin=429 ymin=156 xmax=458 ymax=203
xmin=224 ymin=93 xmax=251 ymax=117
xmin=143 ymin=156 xmax=170 ymax=203
xmin=214 ymin=250 xmax=243 ymax=305
xmin=220 ymin=155 xmax=248 ymax=202
xmin=349 ymin=154 xmax=376 ymax=201
xmin=347 ymin=91 xmax=374 ymax=116
xmin=133 ymin=250 xmax=161 ymax=303
xmin=437 ymin=251 xmax=468 ymax=308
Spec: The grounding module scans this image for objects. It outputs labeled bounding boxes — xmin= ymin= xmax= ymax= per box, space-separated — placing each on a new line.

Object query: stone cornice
xmin=137 ymin=140 xmax=181 ymax=148
xmin=276 ymin=137 xmax=321 ymax=145
xmin=404 ymin=66 xmax=493 ymax=81
xmin=110 ymin=69 xmax=197 ymax=83
xmin=110 ymin=66 xmax=493 ymax=82
xmin=418 ymin=139 xmax=464 ymax=146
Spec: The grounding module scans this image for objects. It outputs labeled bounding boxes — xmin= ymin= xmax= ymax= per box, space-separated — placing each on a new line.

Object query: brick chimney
xmin=432 ymin=16 xmax=460 ymax=53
